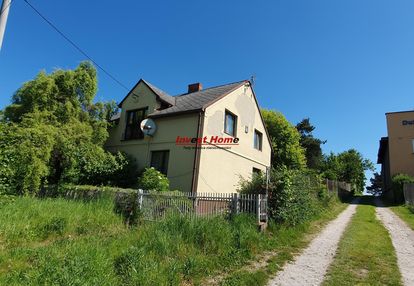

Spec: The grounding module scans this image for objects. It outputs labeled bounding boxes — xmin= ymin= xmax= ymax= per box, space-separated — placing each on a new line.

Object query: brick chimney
xmin=188 ymin=83 xmax=203 ymax=93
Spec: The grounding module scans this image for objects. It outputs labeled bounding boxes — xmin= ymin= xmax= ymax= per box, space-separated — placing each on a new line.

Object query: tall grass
xmin=0 ymin=196 xmax=274 ymax=285
xmin=0 ymin=196 xmax=126 ymax=248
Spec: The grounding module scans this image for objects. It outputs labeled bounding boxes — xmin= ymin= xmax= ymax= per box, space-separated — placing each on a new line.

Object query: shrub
xmin=239 ymin=167 xmax=331 ymax=226
xmin=106 ymin=152 xmax=139 ymax=188
xmin=269 ymin=168 xmax=330 ymax=225
xmin=138 ymin=167 xmax=169 ymax=192
xmin=238 ymin=172 xmax=266 ymax=194
xmin=392 ymin=173 xmax=414 ymax=203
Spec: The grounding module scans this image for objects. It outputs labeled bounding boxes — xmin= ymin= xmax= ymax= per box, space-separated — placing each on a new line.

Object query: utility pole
xmin=0 ymin=0 xmax=11 ymax=51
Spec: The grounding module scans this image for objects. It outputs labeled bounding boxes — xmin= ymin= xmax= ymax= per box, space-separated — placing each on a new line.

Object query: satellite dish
xmin=140 ymin=118 xmax=157 ymax=136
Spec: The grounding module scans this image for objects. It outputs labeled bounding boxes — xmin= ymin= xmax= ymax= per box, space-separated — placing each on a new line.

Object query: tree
xmin=296 ymin=118 xmax=326 ymax=170
xmin=0 ymin=62 xmax=134 ymax=195
xmin=321 ymin=149 xmax=374 ymax=194
xmin=366 ymin=172 xmax=383 ymax=195
xmin=261 ymin=109 xmax=306 ymax=170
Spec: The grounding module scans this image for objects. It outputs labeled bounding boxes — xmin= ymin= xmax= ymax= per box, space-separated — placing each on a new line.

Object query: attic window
xmin=124 ymin=107 xmax=147 ymax=140
xmin=254 ymin=130 xmax=263 ymax=151
xmin=224 ymin=110 xmax=237 ymax=137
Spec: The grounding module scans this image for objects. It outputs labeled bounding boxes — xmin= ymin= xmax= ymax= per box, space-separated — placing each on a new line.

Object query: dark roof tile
xmin=148 ymin=80 xmax=246 ymax=118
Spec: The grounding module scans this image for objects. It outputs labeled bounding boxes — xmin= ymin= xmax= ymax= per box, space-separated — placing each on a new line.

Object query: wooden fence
xmin=403 ymin=183 xmax=414 ymax=205
xmin=137 ymin=190 xmax=268 ymax=223
xmin=326 ymin=179 xmax=352 ymax=201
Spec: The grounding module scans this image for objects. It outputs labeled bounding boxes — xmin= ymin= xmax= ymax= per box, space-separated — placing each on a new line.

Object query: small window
xmin=224 ymin=110 xmax=237 ymax=136
xmin=254 ymin=129 xmax=263 ymax=151
xmin=124 ymin=108 xmax=147 ymax=140
xmin=150 ymin=150 xmax=170 ymax=175
xmin=252 ymin=167 xmax=262 ymax=177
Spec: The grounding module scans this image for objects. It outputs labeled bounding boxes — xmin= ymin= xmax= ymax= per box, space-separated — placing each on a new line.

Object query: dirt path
xmin=376 ymin=206 xmax=414 ymax=286
xmin=267 ymin=202 xmax=358 ymax=286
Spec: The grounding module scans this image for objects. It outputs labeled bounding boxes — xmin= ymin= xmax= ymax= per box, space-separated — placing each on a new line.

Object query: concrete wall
xmin=386 ymin=111 xmax=414 ymax=178
xmin=196 ymin=84 xmax=272 ymax=193
xmin=105 ymin=82 xmax=199 ymax=193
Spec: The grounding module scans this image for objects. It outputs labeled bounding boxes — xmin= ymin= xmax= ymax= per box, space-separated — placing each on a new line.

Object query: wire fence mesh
xmin=138 ymin=190 xmax=267 ymax=223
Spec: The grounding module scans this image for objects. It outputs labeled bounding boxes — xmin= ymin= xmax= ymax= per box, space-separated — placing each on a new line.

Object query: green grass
xmin=0 ymin=195 xmax=345 ymax=285
xmin=323 ymin=203 xmax=402 ymax=286
xmin=390 ymin=205 xmax=414 ymax=230
xmin=220 ymin=200 xmax=347 ymax=286
xmin=0 ymin=196 xmax=275 ymax=285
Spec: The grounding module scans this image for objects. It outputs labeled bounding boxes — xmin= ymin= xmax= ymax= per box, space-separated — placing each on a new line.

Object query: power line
xmin=0 ymin=0 xmax=13 ymax=17
xmin=22 ymin=0 xmax=130 ymax=91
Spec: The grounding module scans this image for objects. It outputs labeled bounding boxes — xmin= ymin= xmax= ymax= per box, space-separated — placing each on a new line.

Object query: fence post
xmin=256 ymin=194 xmax=261 ymax=223
xmin=232 ymin=193 xmax=240 ymax=215
xmin=137 ymin=189 xmax=143 ymax=211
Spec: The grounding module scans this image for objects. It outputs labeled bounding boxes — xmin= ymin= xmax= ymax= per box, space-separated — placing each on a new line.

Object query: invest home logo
xmin=176 ymin=136 xmax=239 ymax=149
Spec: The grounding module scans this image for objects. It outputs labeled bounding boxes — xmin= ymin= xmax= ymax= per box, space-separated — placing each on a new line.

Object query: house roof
xmin=118 ymin=79 xmax=175 ymax=108
xmin=143 ymin=80 xmax=176 ymax=106
xmin=148 ymin=80 xmax=247 ymax=118
xmin=377 ymin=137 xmax=389 ymax=164
xmin=385 ymin=110 xmax=414 ymax=115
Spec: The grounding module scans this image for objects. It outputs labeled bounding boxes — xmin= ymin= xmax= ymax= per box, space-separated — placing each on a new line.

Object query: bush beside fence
xmin=40 ymin=185 xmax=267 ymax=225
xmin=138 ymin=191 xmax=267 ymax=223
xmin=39 ymin=178 xmax=347 ymax=226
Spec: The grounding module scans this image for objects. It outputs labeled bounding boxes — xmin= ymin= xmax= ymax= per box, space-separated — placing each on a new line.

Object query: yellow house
xmin=377 ymin=110 xmax=414 ymax=200
xmin=105 ymin=79 xmax=272 ymax=193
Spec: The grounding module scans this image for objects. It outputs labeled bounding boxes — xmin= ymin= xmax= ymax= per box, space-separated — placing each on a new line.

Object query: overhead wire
xmin=22 ymin=0 xmax=130 ymax=92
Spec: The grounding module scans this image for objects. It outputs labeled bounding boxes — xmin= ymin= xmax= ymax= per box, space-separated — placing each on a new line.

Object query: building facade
xmin=105 ymin=79 xmax=272 ymax=193
xmin=377 ymin=110 xmax=414 ymax=200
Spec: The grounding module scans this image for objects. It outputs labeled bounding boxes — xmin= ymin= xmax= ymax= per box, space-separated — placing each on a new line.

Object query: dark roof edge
xmin=148 ymin=109 xmax=201 ymax=119
xmin=117 ymin=79 xmax=174 ymax=108
xmin=385 ymin=110 xmax=414 ymax=115
xmin=246 ymin=82 xmax=273 ymax=152
xmin=201 ymin=80 xmax=248 ymax=110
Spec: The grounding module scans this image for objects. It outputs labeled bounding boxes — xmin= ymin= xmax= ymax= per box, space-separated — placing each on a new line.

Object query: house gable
xmin=195 ymin=83 xmax=272 ymax=193
xmin=203 ymin=82 xmax=272 ymax=153
xmin=118 ymin=79 xmax=174 ymax=110
xmin=119 ymin=80 xmax=161 ymax=112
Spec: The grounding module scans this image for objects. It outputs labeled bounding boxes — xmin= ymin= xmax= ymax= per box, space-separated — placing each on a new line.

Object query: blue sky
xmin=1 ymin=0 xmax=414 ymax=185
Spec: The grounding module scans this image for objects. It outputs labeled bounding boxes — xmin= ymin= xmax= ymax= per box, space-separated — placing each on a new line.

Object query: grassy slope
xmin=0 ymin=196 xmax=345 ymax=286
xmin=220 ymin=200 xmax=347 ymax=286
xmin=323 ymin=203 xmax=402 ymax=286
xmin=0 ymin=196 xmax=280 ymax=285
xmin=390 ymin=205 xmax=414 ymax=230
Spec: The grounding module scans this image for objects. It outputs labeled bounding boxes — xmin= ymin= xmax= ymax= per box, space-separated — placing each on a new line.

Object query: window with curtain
xmin=224 ymin=110 xmax=237 ymax=136
xmin=124 ymin=107 xmax=147 ymax=140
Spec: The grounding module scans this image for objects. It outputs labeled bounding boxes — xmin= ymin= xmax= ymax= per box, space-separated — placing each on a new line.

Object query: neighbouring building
xmin=377 ymin=110 xmax=414 ymax=200
xmin=105 ymin=79 xmax=272 ymax=193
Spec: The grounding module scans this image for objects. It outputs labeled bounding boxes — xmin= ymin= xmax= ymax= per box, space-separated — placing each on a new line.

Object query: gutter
xmin=190 ymin=111 xmax=204 ymax=194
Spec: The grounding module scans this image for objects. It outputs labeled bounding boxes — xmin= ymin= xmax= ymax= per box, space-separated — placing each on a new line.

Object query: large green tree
xmin=261 ymin=109 xmax=306 ymax=170
xmin=366 ymin=172 xmax=383 ymax=195
xmin=296 ymin=118 xmax=326 ymax=170
xmin=321 ymin=149 xmax=374 ymax=194
xmin=0 ymin=62 xmax=133 ymax=195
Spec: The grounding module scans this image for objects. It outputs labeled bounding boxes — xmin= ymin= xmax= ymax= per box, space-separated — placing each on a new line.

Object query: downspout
xmin=190 ymin=111 xmax=204 ymax=194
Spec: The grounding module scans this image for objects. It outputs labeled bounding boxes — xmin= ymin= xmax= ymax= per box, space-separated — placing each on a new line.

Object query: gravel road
xmin=267 ymin=202 xmax=358 ymax=286
xmin=376 ymin=206 xmax=414 ymax=286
